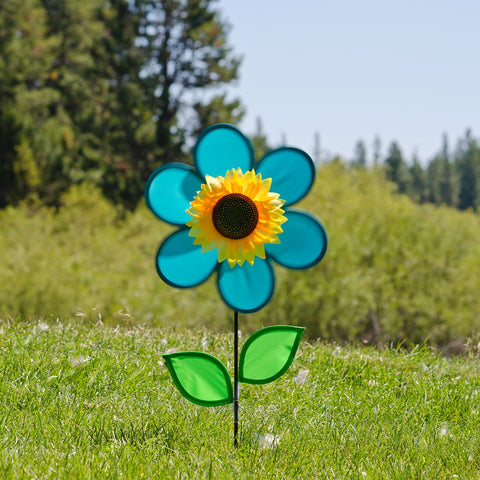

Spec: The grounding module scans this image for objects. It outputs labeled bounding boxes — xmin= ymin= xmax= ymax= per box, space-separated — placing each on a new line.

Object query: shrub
xmin=2 ymin=164 xmax=480 ymax=347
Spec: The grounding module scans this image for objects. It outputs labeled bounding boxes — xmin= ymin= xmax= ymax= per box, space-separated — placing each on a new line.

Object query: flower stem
xmin=233 ymin=310 xmax=239 ymax=448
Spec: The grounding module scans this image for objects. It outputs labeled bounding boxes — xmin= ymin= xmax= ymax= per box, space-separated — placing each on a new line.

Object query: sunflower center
xmin=212 ymin=193 xmax=259 ymax=240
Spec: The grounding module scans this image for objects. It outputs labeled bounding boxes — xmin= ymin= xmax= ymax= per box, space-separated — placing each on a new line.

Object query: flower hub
xmin=212 ymin=193 xmax=259 ymax=240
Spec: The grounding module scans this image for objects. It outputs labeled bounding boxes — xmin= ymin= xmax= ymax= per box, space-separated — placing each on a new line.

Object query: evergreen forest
xmin=3 ymin=0 xmax=480 ymax=213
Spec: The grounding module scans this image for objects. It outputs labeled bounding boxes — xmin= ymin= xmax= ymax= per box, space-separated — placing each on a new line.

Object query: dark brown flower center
xmin=212 ymin=193 xmax=259 ymax=240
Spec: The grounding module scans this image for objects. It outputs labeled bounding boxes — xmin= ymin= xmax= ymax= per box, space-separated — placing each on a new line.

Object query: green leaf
xmin=239 ymin=326 xmax=305 ymax=385
xmin=163 ymin=352 xmax=233 ymax=407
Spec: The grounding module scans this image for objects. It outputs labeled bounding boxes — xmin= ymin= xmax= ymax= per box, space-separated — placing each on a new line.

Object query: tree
xmin=94 ymin=0 xmax=159 ymax=207
xmin=426 ymin=156 xmax=444 ymax=204
xmin=456 ymin=130 xmax=480 ymax=211
xmin=437 ymin=134 xmax=457 ymax=207
xmin=384 ymin=141 xmax=411 ymax=194
xmin=1 ymin=0 xmax=242 ymax=208
xmin=0 ymin=0 xmax=149 ymax=206
xmin=352 ymin=140 xmax=367 ymax=168
xmin=38 ymin=0 xmax=112 ymax=198
xmin=135 ymin=0 xmax=241 ymax=163
xmin=409 ymin=155 xmax=427 ymax=203
xmin=372 ymin=135 xmax=382 ymax=166
xmin=0 ymin=0 xmax=60 ymax=206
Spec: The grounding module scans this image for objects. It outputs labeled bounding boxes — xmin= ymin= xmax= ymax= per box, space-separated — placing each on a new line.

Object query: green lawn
xmin=1 ymin=319 xmax=479 ymax=479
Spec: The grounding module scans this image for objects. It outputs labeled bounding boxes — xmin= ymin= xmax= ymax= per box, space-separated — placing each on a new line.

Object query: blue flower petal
xmin=257 ymin=148 xmax=315 ymax=206
xmin=266 ymin=209 xmax=328 ymax=269
xmin=217 ymin=259 xmax=275 ymax=313
xmin=194 ymin=124 xmax=254 ymax=179
xmin=145 ymin=164 xmax=203 ymax=225
xmin=156 ymin=229 xmax=218 ymax=288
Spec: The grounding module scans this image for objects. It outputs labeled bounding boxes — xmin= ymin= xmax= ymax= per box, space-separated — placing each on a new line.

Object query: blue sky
xmin=220 ymin=0 xmax=480 ymax=163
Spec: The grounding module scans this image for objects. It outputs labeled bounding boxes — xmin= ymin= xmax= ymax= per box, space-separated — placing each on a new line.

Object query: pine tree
xmin=457 ymin=130 xmax=480 ymax=211
xmin=409 ymin=155 xmax=427 ymax=203
xmin=352 ymin=140 xmax=367 ymax=168
xmin=94 ymin=0 xmax=159 ymax=207
xmin=426 ymin=156 xmax=443 ymax=204
xmin=1 ymin=0 xmax=241 ymax=208
xmin=372 ymin=135 xmax=382 ymax=166
xmin=437 ymin=134 xmax=457 ymax=207
xmin=135 ymin=0 xmax=241 ymax=163
xmin=0 ymin=0 xmax=59 ymax=205
xmin=384 ymin=141 xmax=411 ymax=194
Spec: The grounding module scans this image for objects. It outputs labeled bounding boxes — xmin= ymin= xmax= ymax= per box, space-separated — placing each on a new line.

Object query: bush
xmin=2 ymin=165 xmax=480 ymax=347
xmin=260 ymin=161 xmax=480 ymax=346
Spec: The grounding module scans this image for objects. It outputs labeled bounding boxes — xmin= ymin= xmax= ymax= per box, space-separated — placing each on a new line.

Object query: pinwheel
xmin=145 ymin=124 xmax=328 ymax=446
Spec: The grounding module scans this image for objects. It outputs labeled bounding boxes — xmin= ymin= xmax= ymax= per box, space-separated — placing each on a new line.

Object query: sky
xmin=219 ymin=0 xmax=480 ymax=163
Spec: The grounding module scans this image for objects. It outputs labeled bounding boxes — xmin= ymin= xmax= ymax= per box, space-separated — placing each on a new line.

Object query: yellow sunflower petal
xmin=186 ymin=169 xmax=287 ymax=267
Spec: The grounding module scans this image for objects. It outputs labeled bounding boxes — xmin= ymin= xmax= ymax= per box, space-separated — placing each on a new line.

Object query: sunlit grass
xmin=1 ymin=319 xmax=479 ymax=479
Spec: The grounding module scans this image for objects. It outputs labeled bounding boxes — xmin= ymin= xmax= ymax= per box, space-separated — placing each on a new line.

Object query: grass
xmin=1 ymin=319 xmax=480 ymax=479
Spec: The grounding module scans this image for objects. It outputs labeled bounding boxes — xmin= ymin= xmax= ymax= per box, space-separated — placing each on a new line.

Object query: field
xmin=1 ymin=319 xmax=479 ymax=479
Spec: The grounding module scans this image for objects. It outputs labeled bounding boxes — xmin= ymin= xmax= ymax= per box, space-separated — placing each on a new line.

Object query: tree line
xmin=0 ymin=0 xmax=243 ymax=209
xmin=351 ymin=130 xmax=480 ymax=212
xmin=1 ymin=0 xmax=479 ymax=214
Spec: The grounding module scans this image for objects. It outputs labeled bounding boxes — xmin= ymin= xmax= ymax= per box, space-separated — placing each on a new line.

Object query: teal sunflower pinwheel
xmin=145 ymin=123 xmax=328 ymax=313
